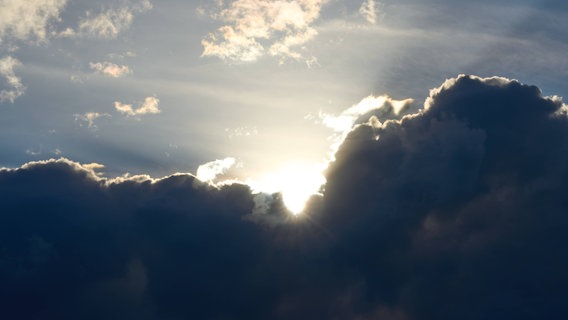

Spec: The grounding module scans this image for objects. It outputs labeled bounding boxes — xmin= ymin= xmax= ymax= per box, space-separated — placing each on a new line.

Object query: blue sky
xmin=1 ymin=0 xmax=567 ymax=181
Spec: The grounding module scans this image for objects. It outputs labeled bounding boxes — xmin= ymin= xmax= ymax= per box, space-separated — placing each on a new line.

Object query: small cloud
xmin=196 ymin=157 xmax=237 ymax=183
xmin=359 ymin=0 xmax=383 ymax=25
xmin=115 ymin=96 xmax=161 ymax=117
xmin=56 ymin=27 xmax=76 ymax=38
xmin=0 ymin=56 xmax=25 ymax=103
xmin=201 ymin=0 xmax=325 ymax=63
xmin=90 ymin=61 xmax=131 ymax=78
xmin=74 ymin=112 xmax=111 ymax=128
xmin=25 ymin=149 xmax=41 ymax=156
xmin=76 ymin=0 xmax=153 ymax=39
xmin=225 ymin=126 xmax=258 ymax=139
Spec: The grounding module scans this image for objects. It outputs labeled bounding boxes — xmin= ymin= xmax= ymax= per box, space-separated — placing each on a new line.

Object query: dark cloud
xmin=2 ymin=75 xmax=568 ymax=319
xmin=321 ymin=75 xmax=568 ymax=319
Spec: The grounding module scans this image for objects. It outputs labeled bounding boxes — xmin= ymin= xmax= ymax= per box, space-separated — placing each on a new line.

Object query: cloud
xmin=2 ymin=75 xmax=568 ymax=319
xmin=196 ymin=157 xmax=237 ymax=183
xmin=74 ymin=112 xmax=111 ymax=128
xmin=76 ymin=0 xmax=152 ymax=39
xmin=114 ymin=96 xmax=161 ymax=117
xmin=90 ymin=61 xmax=131 ymax=78
xmin=201 ymin=0 xmax=325 ymax=62
xmin=0 ymin=0 xmax=67 ymax=44
xmin=320 ymin=74 xmax=568 ymax=319
xmin=0 ymin=56 xmax=25 ymax=103
xmin=359 ymin=0 xmax=382 ymax=25
xmin=319 ymin=95 xmax=414 ymax=159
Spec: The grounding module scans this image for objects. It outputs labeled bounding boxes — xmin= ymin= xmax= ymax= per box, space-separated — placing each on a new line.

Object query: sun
xmin=249 ymin=162 xmax=326 ymax=214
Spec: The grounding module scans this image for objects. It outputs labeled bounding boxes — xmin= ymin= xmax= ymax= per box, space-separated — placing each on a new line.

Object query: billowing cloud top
xmin=2 ymin=75 xmax=568 ymax=319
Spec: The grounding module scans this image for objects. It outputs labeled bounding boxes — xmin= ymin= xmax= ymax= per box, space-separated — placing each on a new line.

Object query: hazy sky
xmin=1 ymin=0 xmax=567 ymax=181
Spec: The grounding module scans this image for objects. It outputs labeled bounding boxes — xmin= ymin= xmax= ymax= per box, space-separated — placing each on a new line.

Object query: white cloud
xmin=115 ymin=96 xmax=161 ymax=117
xmin=0 ymin=0 xmax=67 ymax=43
xmin=90 ymin=61 xmax=131 ymax=77
xmin=201 ymin=0 xmax=325 ymax=62
xmin=320 ymin=95 xmax=413 ymax=159
xmin=0 ymin=56 xmax=25 ymax=103
xmin=74 ymin=112 xmax=110 ymax=128
xmin=196 ymin=157 xmax=237 ymax=183
xmin=77 ymin=0 xmax=152 ymax=39
xmin=359 ymin=0 xmax=382 ymax=25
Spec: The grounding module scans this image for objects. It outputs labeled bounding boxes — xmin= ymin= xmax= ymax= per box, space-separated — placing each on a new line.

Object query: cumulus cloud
xmin=76 ymin=0 xmax=152 ymax=39
xmin=321 ymin=74 xmax=568 ymax=319
xmin=114 ymin=96 xmax=161 ymax=117
xmin=89 ymin=61 xmax=131 ymax=77
xmin=74 ymin=112 xmax=110 ymax=128
xmin=0 ymin=56 xmax=25 ymax=103
xmin=0 ymin=0 xmax=67 ymax=43
xmin=201 ymin=0 xmax=325 ymax=62
xmin=2 ymin=75 xmax=568 ymax=319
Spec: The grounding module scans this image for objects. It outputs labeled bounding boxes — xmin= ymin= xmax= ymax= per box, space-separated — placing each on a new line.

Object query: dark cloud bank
xmin=2 ymin=75 xmax=568 ymax=319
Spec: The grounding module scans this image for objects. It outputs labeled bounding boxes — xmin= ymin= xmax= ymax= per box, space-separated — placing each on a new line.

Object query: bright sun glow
xmin=248 ymin=162 xmax=327 ymax=215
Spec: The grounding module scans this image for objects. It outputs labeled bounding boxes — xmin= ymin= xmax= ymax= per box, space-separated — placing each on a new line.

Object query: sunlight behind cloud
xmin=247 ymin=162 xmax=326 ymax=214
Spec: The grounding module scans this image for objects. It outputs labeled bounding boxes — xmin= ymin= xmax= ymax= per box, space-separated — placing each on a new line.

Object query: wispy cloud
xmin=115 ymin=96 xmax=161 ymax=117
xmin=0 ymin=56 xmax=25 ymax=103
xmin=90 ymin=61 xmax=131 ymax=78
xmin=359 ymin=0 xmax=382 ymax=25
xmin=0 ymin=0 xmax=67 ymax=43
xmin=74 ymin=112 xmax=110 ymax=128
xmin=201 ymin=0 xmax=325 ymax=63
xmin=70 ymin=0 xmax=152 ymax=39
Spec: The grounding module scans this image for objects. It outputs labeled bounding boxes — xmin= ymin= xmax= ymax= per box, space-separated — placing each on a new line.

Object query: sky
xmin=1 ymin=0 xmax=568 ymax=319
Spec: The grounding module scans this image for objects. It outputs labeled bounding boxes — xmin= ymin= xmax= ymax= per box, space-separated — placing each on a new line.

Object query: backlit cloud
xmin=319 ymin=95 xmax=413 ymax=158
xmin=114 ymin=96 xmax=161 ymax=117
xmin=1 ymin=76 xmax=568 ymax=319
xmin=201 ymin=0 xmax=325 ymax=62
xmin=89 ymin=61 xmax=131 ymax=78
xmin=0 ymin=56 xmax=25 ymax=103
xmin=196 ymin=157 xmax=237 ymax=183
